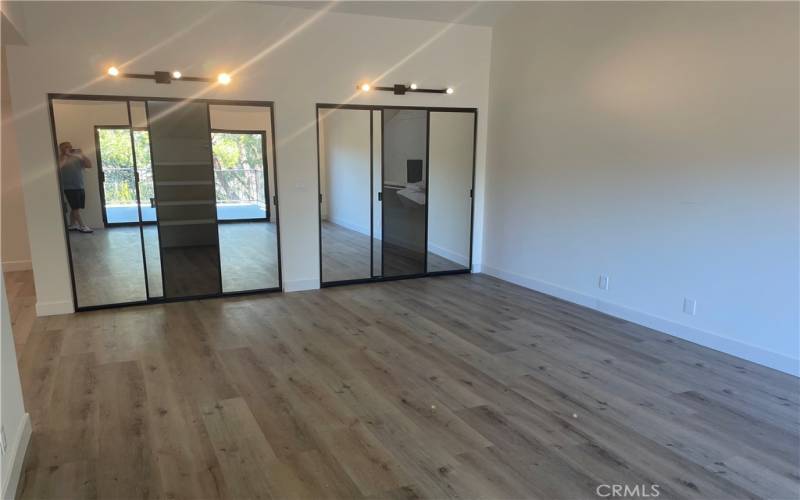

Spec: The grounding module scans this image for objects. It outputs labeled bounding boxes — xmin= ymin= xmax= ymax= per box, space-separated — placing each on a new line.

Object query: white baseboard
xmin=35 ymin=300 xmax=73 ymax=316
xmin=284 ymin=278 xmax=320 ymax=293
xmin=1 ymin=413 xmax=31 ymax=500
xmin=481 ymin=264 xmax=800 ymax=377
xmin=428 ymin=243 xmax=469 ymax=267
xmin=1 ymin=260 xmax=31 ymax=272
xmin=328 ymin=216 xmax=370 ymax=237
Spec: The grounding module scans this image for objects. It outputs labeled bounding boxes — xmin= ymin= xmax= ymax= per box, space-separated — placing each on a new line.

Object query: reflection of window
xmin=132 ymin=130 xmax=153 ymax=202
xmin=98 ymin=128 xmax=137 ymax=205
xmin=211 ymin=132 xmax=266 ymax=208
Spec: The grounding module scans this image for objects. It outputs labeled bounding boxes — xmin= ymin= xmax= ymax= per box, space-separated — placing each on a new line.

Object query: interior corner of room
xmin=1 ymin=1 xmax=798 ymax=499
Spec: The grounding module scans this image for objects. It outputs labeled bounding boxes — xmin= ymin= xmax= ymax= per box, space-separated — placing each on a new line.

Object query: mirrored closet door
xmin=317 ymin=104 xmax=476 ymax=287
xmin=50 ymin=95 xmax=281 ymax=311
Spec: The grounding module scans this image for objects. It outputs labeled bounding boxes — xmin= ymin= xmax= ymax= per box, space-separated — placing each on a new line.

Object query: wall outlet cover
xmin=598 ymin=275 xmax=610 ymax=290
xmin=683 ymin=298 xmax=697 ymax=316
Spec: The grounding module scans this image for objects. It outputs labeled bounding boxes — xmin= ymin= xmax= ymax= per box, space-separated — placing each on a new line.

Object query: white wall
xmin=319 ymin=108 xmax=371 ymax=234
xmin=484 ymin=2 xmax=800 ymax=375
xmin=5 ymin=1 xmax=491 ymax=309
xmin=382 ymin=109 xmax=427 ymax=186
xmin=1 ymin=47 xmax=31 ymax=272
xmin=428 ymin=111 xmax=474 ymax=266
xmin=0 ymin=279 xmax=30 ymax=499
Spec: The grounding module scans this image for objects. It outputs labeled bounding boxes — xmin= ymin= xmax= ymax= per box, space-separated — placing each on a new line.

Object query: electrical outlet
xmin=683 ymin=298 xmax=697 ymax=316
xmin=1 ymin=425 xmax=6 ymax=456
xmin=598 ymin=275 xmax=609 ymax=290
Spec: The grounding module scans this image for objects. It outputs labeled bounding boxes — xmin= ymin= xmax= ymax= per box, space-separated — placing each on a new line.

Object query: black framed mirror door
xmin=317 ymin=104 xmax=477 ymax=287
xmin=49 ymin=94 xmax=282 ymax=311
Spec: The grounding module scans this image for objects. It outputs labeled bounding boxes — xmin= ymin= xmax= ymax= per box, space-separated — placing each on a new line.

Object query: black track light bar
xmin=357 ymin=83 xmax=453 ymax=95
xmin=107 ymin=67 xmax=231 ymax=85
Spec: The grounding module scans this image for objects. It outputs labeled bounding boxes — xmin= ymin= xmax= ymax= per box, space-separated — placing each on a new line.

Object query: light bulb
xmin=107 ymin=66 xmax=120 ymax=77
xmin=410 ymin=83 xmax=418 ymax=90
xmin=172 ymin=71 xmax=182 ymax=79
xmin=446 ymin=87 xmax=454 ymax=95
xmin=217 ymin=73 xmax=232 ymax=85
xmin=360 ymin=83 xmax=370 ymax=92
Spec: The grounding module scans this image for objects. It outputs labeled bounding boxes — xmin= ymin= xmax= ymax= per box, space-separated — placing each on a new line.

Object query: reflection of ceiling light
xmin=172 ymin=71 xmax=182 ymax=79
xmin=217 ymin=73 xmax=232 ymax=85
xmin=107 ymin=66 xmax=120 ymax=77
xmin=446 ymin=87 xmax=454 ymax=94
xmin=360 ymin=83 xmax=370 ymax=92
xmin=409 ymin=83 xmax=418 ymax=90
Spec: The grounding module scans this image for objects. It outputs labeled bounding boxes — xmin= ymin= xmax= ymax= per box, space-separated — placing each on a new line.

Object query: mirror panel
xmin=427 ymin=111 xmax=474 ymax=272
xmin=381 ymin=109 xmax=427 ymax=277
xmin=319 ymin=107 xmax=372 ymax=283
xmin=372 ymin=110 xmax=382 ymax=277
xmin=209 ymin=104 xmax=280 ymax=292
xmin=52 ymin=99 xmax=147 ymax=307
xmin=147 ymin=100 xmax=221 ymax=298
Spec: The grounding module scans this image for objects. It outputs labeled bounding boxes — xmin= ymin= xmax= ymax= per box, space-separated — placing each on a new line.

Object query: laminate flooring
xmin=5 ymin=270 xmax=799 ymax=500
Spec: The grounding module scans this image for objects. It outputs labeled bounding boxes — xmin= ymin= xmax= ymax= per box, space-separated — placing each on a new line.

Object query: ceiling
xmin=259 ymin=1 xmax=515 ymax=27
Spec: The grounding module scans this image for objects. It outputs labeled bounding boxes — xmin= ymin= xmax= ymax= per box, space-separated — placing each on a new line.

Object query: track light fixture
xmin=105 ymin=67 xmax=232 ymax=85
xmin=357 ymin=82 xmax=453 ymax=95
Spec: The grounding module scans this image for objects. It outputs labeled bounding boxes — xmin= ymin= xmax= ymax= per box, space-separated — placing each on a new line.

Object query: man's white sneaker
xmin=79 ymin=225 xmax=94 ymax=233
xmin=68 ymin=224 xmax=81 ymax=231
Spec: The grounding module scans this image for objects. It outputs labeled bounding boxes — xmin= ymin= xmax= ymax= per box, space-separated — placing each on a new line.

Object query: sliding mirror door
xmin=381 ymin=109 xmax=427 ymax=277
xmin=318 ymin=107 xmax=373 ymax=283
xmin=316 ymin=104 xmax=476 ymax=287
xmin=427 ymin=111 xmax=475 ymax=272
xmin=147 ymin=100 xmax=221 ymax=298
xmin=130 ymin=101 xmax=163 ymax=298
xmin=372 ymin=110 xmax=382 ymax=277
xmin=209 ymin=104 xmax=280 ymax=292
xmin=52 ymin=99 xmax=148 ymax=307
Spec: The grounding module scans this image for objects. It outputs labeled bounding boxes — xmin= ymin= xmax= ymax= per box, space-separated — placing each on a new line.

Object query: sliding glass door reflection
xmin=209 ymin=104 xmax=280 ymax=293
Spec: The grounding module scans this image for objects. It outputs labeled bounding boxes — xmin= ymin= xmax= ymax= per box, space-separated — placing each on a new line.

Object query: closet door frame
xmin=47 ymin=93 xmax=283 ymax=312
xmin=315 ymin=103 xmax=477 ymax=288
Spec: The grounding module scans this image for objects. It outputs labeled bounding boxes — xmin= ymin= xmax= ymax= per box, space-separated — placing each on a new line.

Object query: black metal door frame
xmin=48 ymin=93 xmax=284 ymax=312
xmin=315 ymin=103 xmax=478 ymax=288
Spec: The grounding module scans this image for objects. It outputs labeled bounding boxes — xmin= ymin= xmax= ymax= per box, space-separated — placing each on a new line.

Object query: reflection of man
xmin=58 ymin=142 xmax=93 ymax=233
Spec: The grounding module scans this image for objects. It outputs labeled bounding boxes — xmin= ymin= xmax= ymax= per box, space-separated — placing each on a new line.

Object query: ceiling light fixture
xmin=356 ymin=82 xmax=452 ymax=95
xmin=102 ymin=67 xmax=230 ymax=85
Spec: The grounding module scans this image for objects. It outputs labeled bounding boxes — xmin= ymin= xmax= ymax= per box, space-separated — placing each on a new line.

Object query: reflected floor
xmin=321 ymin=221 xmax=465 ymax=283
xmin=69 ymin=222 xmax=278 ymax=307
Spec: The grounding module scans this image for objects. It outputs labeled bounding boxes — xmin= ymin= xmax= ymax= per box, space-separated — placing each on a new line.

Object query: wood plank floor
xmin=5 ymin=270 xmax=799 ymax=500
